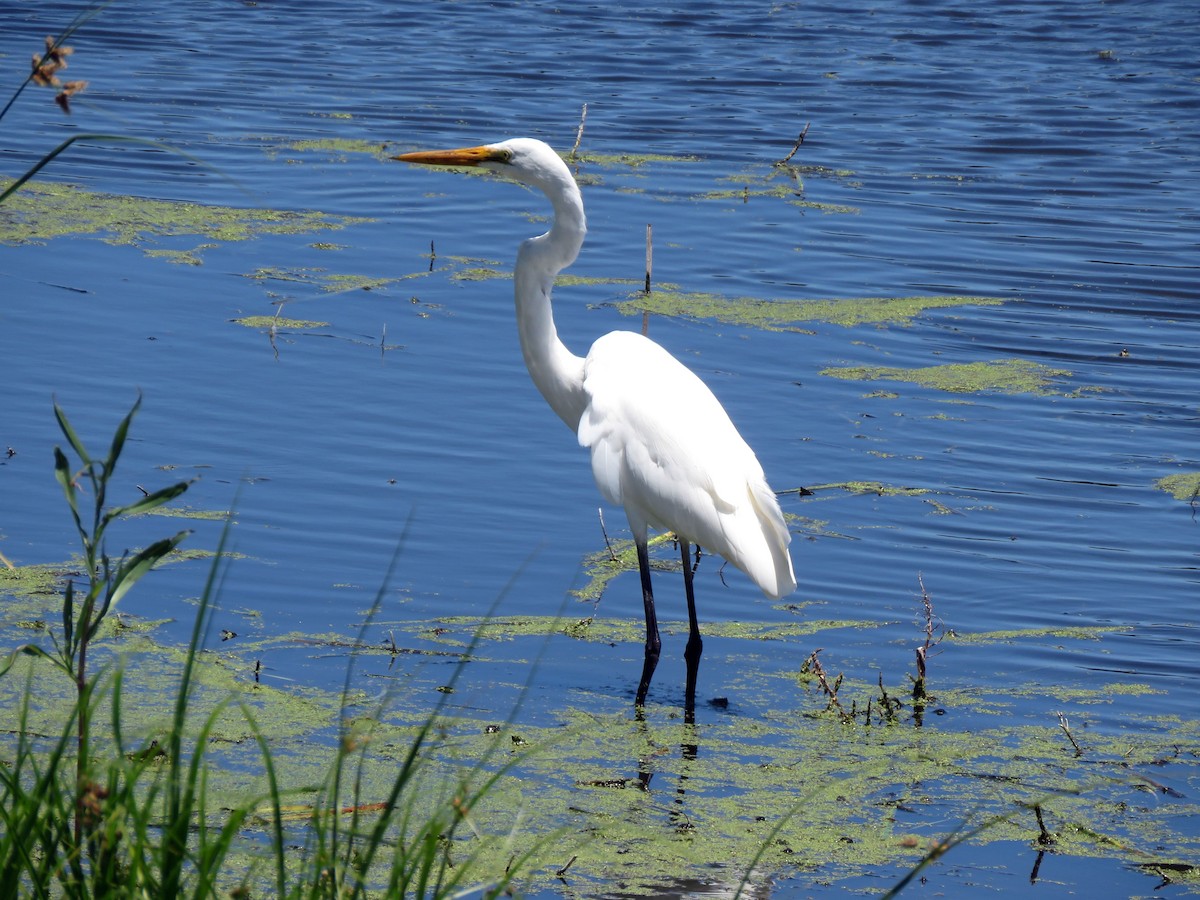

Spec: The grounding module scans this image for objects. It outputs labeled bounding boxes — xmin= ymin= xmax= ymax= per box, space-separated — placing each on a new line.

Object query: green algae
xmin=1156 ymin=472 xmax=1200 ymax=503
xmin=0 ymin=179 xmax=372 ymax=259
xmin=616 ymin=289 xmax=1006 ymax=331
xmin=429 ymin=614 xmax=644 ymax=648
xmin=696 ymin=181 xmax=857 ymax=207
xmin=451 ymin=266 xmax=509 ymax=282
xmin=3 ymin=544 xmax=1195 ymax=894
xmin=424 ymin=613 xmax=876 ymax=649
xmin=822 ymin=358 xmax=1073 ymax=396
xmin=283 ymin=137 xmax=390 ymax=159
xmin=558 ymin=273 xmax=643 ymax=288
xmin=807 ymin=481 xmax=931 ymax=498
xmin=144 ymin=243 xmax=218 ymax=265
xmin=321 ymin=272 xmax=394 ymax=292
xmin=243 ymin=265 xmax=415 ymax=294
xmin=571 ymin=533 xmax=679 ymax=604
xmin=951 ymin=625 xmax=1122 ymax=644
xmin=925 ymin=498 xmax=958 ymax=515
xmin=137 ymin=505 xmax=229 ymax=521
xmin=695 ymin=180 xmax=860 ymax=213
xmin=572 ymin=151 xmax=701 ymax=169
xmin=3 ymin=570 xmax=1197 ymax=895
xmin=443 ymin=692 xmax=1200 ymax=895
xmin=231 ymin=315 xmax=330 ymax=330
xmin=0 ymin=561 xmax=62 ymax=603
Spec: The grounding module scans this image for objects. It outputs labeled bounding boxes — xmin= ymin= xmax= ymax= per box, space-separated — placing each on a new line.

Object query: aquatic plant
xmin=0 ymin=5 xmax=153 ymax=208
xmin=0 ymin=403 xmax=532 ymax=897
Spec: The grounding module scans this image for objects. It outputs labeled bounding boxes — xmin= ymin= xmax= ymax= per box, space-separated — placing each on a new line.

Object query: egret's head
xmin=393 ymin=137 xmax=571 ymax=192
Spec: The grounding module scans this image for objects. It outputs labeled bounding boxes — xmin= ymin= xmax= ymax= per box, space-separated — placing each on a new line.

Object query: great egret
xmin=395 ymin=138 xmax=796 ymax=711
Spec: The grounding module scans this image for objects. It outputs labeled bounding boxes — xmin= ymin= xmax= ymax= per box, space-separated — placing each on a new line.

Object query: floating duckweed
xmin=1 ymin=570 xmax=1197 ymax=893
xmin=951 ymin=625 xmax=1116 ymax=644
xmin=0 ymin=179 xmax=372 ymax=258
xmin=246 ymin=266 xmax=323 ymax=283
xmin=144 ymin=244 xmax=218 ymax=266
xmin=0 ymin=563 xmax=62 ymax=602
xmin=572 ymin=151 xmax=701 ymax=168
xmin=450 ymin=267 xmax=509 ymax=282
xmin=822 ymin=358 xmax=1071 ymax=395
xmin=808 ymin=481 xmax=931 ymax=497
xmin=1155 ymin=472 xmax=1200 ymax=503
xmin=322 ymin=273 xmax=393 ymax=292
xmin=557 ymin=274 xmax=643 ymax=288
xmin=284 ymin=138 xmax=389 ymax=158
xmin=138 ymin=506 xmax=229 ymax=521
xmin=230 ymin=315 xmax=330 ymax=329
xmin=571 ymin=533 xmax=677 ymax=603
xmin=244 ymin=266 xmax=413 ymax=294
xmin=617 ymin=290 xmax=1006 ymax=330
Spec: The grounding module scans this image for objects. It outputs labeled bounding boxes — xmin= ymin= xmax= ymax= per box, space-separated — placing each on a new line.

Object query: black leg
xmin=681 ymin=540 xmax=703 ymax=721
xmin=634 ymin=536 xmax=661 ymax=708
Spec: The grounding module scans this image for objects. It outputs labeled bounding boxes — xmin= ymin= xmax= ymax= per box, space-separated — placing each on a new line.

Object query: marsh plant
xmin=0 ymin=398 xmax=198 ymax=894
xmin=0 ymin=401 xmax=527 ymax=897
xmin=0 ymin=5 xmax=192 ymax=209
xmin=1 ymin=6 xmax=98 ymax=206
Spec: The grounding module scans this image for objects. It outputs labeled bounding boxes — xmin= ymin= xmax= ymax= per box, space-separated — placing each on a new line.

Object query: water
xmin=2 ymin=1 xmax=1198 ymax=895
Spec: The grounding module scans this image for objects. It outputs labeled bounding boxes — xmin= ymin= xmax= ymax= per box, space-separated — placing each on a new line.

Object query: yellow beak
xmin=391 ymin=145 xmax=505 ymax=167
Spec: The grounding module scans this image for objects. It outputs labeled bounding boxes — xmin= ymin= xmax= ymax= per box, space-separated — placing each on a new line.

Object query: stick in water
xmin=776 ymin=122 xmax=811 ymax=165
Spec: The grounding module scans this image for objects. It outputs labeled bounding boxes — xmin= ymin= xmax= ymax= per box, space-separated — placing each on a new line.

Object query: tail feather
xmin=743 ymin=478 xmax=796 ymax=599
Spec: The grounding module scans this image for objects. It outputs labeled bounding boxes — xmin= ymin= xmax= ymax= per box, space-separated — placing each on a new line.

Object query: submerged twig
xmin=802 ymin=649 xmax=851 ymax=723
xmin=644 ymin=223 xmax=653 ymax=294
xmin=1033 ymin=803 xmax=1054 ymax=845
xmin=1057 ymin=711 xmax=1084 ymax=756
xmin=570 ymin=103 xmax=588 ymax=159
xmin=875 ymin=674 xmax=896 ymax=722
xmin=775 ymin=122 xmax=810 ymax=165
xmin=555 ymin=854 xmax=578 ymax=878
xmin=911 ymin=573 xmax=944 ymax=726
xmin=596 ymin=507 xmax=617 ymax=561
xmin=640 ymin=223 xmax=653 ymax=337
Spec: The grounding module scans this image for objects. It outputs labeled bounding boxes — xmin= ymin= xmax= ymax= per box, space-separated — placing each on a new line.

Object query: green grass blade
xmin=0 ymin=133 xmax=227 ymax=207
xmin=106 ymin=480 xmax=191 ymax=521
xmin=52 ymin=402 xmax=91 ymax=467
xmin=101 ymin=530 xmax=191 ymax=617
xmin=102 ymin=393 xmax=141 ymax=477
xmin=0 ymin=644 xmax=55 ymax=681
xmin=161 ymin=518 xmax=231 ymax=896
xmin=237 ymin=701 xmax=288 ymax=897
xmin=51 ymin=448 xmax=88 ymax=545
xmin=1 ymin=135 xmax=163 ymax=205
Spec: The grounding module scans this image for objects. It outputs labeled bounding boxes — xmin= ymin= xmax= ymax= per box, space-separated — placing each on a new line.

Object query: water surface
xmin=1 ymin=1 xmax=1198 ymax=895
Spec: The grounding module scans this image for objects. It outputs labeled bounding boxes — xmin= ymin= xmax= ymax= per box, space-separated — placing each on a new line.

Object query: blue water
xmin=2 ymin=1 xmax=1198 ymax=895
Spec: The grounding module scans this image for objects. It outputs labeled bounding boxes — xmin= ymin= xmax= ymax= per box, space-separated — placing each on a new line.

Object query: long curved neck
xmin=514 ymin=175 xmax=588 ymax=432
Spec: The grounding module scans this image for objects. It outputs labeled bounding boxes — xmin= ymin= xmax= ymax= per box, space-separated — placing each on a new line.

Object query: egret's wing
xmin=578 ymin=331 xmax=794 ymax=597
xmin=579 ymin=331 xmax=744 ymax=509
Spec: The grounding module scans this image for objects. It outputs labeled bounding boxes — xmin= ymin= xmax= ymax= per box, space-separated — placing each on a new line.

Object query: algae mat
xmin=2 ymin=571 xmax=1197 ymax=896
xmin=615 ymin=290 xmax=1007 ymax=331
xmin=0 ymin=178 xmax=370 ymax=259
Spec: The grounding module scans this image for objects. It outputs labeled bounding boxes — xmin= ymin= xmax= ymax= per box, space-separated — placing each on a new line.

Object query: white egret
xmin=394 ymin=138 xmax=796 ymax=710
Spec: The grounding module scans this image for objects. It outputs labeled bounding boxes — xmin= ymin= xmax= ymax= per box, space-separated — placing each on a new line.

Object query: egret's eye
xmin=496 ymin=148 xmax=514 ymax=164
